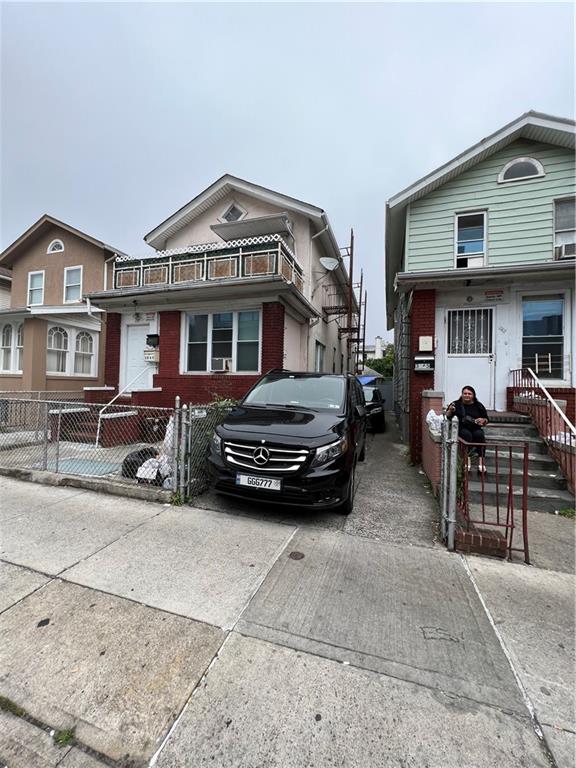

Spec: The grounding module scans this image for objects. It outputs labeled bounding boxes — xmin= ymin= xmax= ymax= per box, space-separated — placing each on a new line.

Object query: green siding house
xmin=385 ymin=111 xmax=575 ymax=455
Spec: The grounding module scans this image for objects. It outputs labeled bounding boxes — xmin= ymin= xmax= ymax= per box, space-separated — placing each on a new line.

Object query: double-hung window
xmin=27 ymin=271 xmax=44 ymax=305
xmin=455 ymin=212 xmax=486 ymax=269
xmin=46 ymin=325 xmax=96 ymax=376
xmin=0 ymin=323 xmax=23 ymax=373
xmin=64 ymin=266 xmax=83 ymax=302
xmin=522 ymin=295 xmax=565 ymax=379
xmin=314 ymin=341 xmax=325 ymax=372
xmin=554 ymin=198 xmax=576 ymax=258
xmin=0 ymin=325 xmax=12 ymax=371
xmin=185 ymin=310 xmax=261 ymax=373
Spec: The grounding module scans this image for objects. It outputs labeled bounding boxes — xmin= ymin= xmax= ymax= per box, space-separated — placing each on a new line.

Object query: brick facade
xmin=132 ymin=302 xmax=286 ymax=407
xmin=507 ymin=385 xmax=575 ymax=424
xmin=104 ymin=313 xmax=121 ymax=389
xmin=409 ymin=290 xmax=436 ymax=463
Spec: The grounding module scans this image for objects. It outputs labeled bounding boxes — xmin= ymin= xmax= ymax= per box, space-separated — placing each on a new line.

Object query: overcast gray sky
xmin=1 ymin=2 xmax=574 ymax=342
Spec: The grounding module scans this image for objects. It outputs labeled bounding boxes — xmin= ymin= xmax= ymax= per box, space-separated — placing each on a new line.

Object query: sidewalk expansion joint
xmin=232 ymin=623 xmax=531 ymax=722
xmin=461 ymin=554 xmax=560 ymax=768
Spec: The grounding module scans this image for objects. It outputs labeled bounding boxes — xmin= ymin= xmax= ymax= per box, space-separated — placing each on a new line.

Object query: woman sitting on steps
xmin=446 ymin=385 xmax=489 ymax=473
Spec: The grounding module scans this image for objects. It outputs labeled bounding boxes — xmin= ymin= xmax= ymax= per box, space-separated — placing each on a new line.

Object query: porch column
xmin=21 ymin=318 xmax=47 ymax=391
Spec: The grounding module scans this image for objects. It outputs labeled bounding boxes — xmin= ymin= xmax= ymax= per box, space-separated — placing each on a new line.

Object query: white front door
xmin=444 ymin=307 xmax=495 ymax=408
xmin=122 ymin=323 xmax=152 ymax=391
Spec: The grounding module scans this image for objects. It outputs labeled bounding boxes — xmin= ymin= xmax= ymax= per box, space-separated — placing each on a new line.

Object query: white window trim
xmin=454 ymin=210 xmax=487 ymax=269
xmin=47 ymin=238 xmax=64 ymax=254
xmin=63 ymin=265 xmax=83 ymax=304
xmin=180 ymin=309 xmax=262 ymax=375
xmin=218 ymin=200 xmax=248 ymax=224
xmin=498 ymin=157 xmax=545 ymax=184
xmin=553 ymin=195 xmax=576 ymax=240
xmin=27 ymin=270 xmax=45 ymax=306
xmin=46 ymin=323 xmax=98 ymax=378
xmin=516 ymin=288 xmax=571 ymax=385
xmin=0 ymin=323 xmax=21 ymax=373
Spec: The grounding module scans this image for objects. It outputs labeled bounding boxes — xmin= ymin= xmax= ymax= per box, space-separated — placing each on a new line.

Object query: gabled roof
xmin=144 ymin=174 xmax=326 ymax=249
xmin=0 ymin=214 xmax=128 ymax=267
xmin=385 ymin=111 xmax=576 ymax=328
xmin=144 ymin=173 xmax=353 ymax=300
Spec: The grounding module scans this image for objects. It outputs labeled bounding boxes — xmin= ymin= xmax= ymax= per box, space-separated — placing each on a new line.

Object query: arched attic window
xmin=498 ymin=157 xmax=545 ymax=184
xmin=47 ymin=239 xmax=64 ymax=254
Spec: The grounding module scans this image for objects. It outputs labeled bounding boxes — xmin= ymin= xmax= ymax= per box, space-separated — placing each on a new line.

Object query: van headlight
xmin=311 ymin=437 xmax=348 ymax=467
xmin=212 ymin=431 xmax=222 ymax=453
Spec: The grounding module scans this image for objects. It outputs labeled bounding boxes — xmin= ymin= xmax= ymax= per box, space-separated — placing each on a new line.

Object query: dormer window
xmin=498 ymin=157 xmax=545 ymax=184
xmin=220 ymin=202 xmax=246 ymax=223
xmin=47 ymin=239 xmax=64 ymax=254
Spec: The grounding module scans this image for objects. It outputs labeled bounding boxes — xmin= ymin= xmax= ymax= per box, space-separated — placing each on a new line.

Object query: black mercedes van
xmin=208 ymin=370 xmax=367 ymax=514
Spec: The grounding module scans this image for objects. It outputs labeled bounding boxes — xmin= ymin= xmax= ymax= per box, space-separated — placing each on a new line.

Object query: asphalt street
xmin=0 ymin=423 xmax=574 ymax=768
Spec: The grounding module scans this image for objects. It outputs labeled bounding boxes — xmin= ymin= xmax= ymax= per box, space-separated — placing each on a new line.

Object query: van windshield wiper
xmin=266 ymin=403 xmax=317 ymax=411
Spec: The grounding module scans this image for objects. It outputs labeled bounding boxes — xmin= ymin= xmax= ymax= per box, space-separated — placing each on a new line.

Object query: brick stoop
xmin=455 ymin=524 xmax=507 ymax=558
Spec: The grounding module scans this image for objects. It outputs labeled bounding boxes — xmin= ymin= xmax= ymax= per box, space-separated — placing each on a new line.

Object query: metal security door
xmin=444 ymin=308 xmax=495 ymax=408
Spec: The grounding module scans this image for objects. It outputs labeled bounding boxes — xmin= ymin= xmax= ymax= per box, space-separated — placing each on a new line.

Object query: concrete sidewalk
xmin=0 ymin=425 xmax=574 ymax=768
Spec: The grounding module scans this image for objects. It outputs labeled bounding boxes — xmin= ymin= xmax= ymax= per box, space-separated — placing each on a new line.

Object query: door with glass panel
xmin=445 ymin=308 xmax=494 ymax=408
xmin=522 ymin=296 xmax=565 ymax=379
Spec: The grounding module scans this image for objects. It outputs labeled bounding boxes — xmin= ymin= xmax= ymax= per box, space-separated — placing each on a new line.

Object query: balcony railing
xmin=113 ymin=235 xmax=304 ymax=295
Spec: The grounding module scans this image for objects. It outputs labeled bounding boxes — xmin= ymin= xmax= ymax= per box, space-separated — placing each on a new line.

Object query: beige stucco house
xmin=87 ymin=175 xmax=358 ymax=407
xmin=0 ymin=215 xmax=126 ymax=392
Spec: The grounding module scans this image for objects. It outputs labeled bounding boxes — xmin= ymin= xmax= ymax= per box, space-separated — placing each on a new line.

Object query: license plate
xmin=236 ymin=474 xmax=282 ymax=491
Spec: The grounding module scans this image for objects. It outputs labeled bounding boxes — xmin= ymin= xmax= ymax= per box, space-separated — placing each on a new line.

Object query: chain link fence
xmin=0 ymin=394 xmax=232 ymax=501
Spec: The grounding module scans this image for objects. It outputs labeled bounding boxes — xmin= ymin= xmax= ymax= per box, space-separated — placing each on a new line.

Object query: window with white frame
xmin=16 ymin=324 xmax=23 ymax=371
xmin=220 ymin=202 xmax=246 ymax=223
xmin=47 ymin=325 xmax=97 ymax=376
xmin=1 ymin=324 xmax=12 ymax=371
xmin=64 ymin=266 xmax=82 ymax=302
xmin=498 ymin=157 xmax=545 ymax=184
xmin=314 ymin=341 xmax=325 ymax=372
xmin=47 ymin=239 xmax=64 ymax=254
xmin=0 ymin=323 xmax=23 ymax=373
xmin=455 ymin=212 xmax=486 ymax=269
xmin=74 ymin=331 xmax=94 ymax=374
xmin=27 ymin=271 xmax=44 ymax=305
xmin=184 ymin=310 xmax=261 ymax=373
xmin=47 ymin=327 xmax=69 ymax=373
xmin=554 ymin=197 xmax=576 ymax=258
xmin=522 ymin=295 xmax=565 ymax=379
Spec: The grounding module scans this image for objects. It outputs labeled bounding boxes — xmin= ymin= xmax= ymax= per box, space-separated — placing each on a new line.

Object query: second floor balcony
xmin=113 ymin=234 xmax=304 ymax=296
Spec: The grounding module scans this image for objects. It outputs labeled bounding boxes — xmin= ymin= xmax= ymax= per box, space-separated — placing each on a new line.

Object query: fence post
xmin=42 ymin=402 xmax=49 ymax=471
xmin=179 ymin=403 xmax=188 ymax=502
xmin=440 ymin=418 xmax=448 ymax=541
xmin=172 ymin=396 xmax=181 ymax=493
xmin=55 ymin=406 xmax=62 ymax=474
xmin=446 ymin=417 xmax=459 ymax=551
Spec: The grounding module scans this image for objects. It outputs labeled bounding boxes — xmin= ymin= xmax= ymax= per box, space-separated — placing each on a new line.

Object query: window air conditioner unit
xmin=554 ymin=243 xmax=576 ymax=260
xmin=211 ymin=357 xmax=232 ymax=372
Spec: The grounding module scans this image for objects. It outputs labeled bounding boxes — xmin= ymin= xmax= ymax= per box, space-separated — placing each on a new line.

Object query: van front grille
xmin=223 ymin=440 xmax=309 ymax=473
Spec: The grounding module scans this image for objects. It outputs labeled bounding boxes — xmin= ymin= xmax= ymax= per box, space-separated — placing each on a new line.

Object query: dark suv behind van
xmin=208 ymin=370 xmax=367 ymax=514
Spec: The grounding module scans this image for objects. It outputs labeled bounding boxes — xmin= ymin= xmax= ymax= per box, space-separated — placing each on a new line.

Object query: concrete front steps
xmin=466 ymin=413 xmax=575 ymax=514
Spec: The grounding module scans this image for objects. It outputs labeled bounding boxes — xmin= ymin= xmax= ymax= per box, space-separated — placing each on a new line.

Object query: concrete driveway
xmin=0 ymin=422 xmax=573 ymax=768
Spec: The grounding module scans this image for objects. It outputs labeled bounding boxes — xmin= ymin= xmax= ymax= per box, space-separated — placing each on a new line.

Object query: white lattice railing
xmin=113 ymin=235 xmax=304 ymax=294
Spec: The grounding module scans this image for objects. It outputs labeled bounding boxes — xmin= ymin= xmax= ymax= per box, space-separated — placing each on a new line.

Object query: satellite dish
xmin=319 ymin=256 xmax=340 ymax=272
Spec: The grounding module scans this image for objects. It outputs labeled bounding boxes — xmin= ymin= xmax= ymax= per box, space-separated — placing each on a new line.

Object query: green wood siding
xmin=406 ymin=140 xmax=576 ymax=271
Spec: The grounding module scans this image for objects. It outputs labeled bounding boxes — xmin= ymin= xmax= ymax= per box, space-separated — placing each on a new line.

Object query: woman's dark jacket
xmin=448 ymin=398 xmax=489 ymax=428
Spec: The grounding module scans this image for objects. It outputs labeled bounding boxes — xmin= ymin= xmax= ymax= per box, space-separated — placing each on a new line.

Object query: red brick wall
xmin=421 ymin=391 xmax=443 ymax=495
xmin=139 ymin=303 xmax=286 ymax=407
xmin=104 ymin=313 xmax=121 ymax=388
xmin=409 ymin=290 xmax=436 ymax=463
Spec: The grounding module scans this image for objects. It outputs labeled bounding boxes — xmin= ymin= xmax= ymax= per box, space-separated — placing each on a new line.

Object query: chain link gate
xmin=440 ymin=416 xmax=459 ymax=550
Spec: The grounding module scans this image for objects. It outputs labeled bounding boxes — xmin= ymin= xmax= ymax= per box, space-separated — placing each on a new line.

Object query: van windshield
xmin=243 ymin=375 xmax=346 ymax=411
